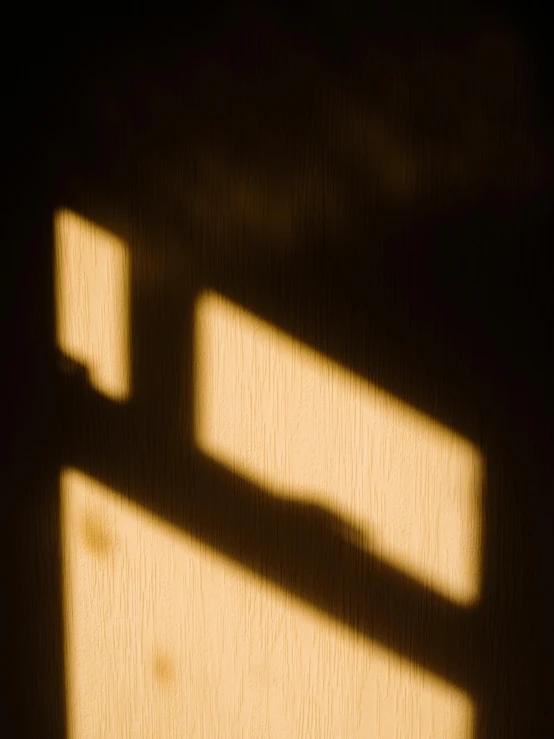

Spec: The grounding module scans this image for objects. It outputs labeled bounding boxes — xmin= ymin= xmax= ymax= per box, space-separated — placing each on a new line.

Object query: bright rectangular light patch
xmin=61 ymin=468 xmax=473 ymax=738
xmin=54 ymin=208 xmax=130 ymax=401
xmin=194 ymin=290 xmax=483 ymax=605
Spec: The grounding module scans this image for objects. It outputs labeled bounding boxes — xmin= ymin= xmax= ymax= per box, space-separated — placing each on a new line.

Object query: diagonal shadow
xmin=7 ymin=5 xmax=554 ymax=739
xmin=58 ymin=367 xmax=476 ymax=691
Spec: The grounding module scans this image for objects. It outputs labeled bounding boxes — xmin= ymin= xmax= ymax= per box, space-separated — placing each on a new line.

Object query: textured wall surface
xmin=7 ymin=6 xmax=553 ymax=739
xmin=55 ymin=213 xmax=481 ymax=735
xmin=60 ymin=470 xmax=473 ymax=738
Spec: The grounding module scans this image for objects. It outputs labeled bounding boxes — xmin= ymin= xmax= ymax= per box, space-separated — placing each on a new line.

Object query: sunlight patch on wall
xmin=54 ymin=208 xmax=130 ymax=401
xmin=194 ymin=290 xmax=483 ymax=606
xmin=60 ymin=468 xmax=473 ymax=739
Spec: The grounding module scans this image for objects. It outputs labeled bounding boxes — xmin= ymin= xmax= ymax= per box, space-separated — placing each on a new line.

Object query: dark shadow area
xmin=6 ymin=5 xmax=553 ymax=738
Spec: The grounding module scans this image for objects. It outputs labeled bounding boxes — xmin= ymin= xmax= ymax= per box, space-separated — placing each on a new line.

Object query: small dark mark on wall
xmin=81 ymin=512 xmax=114 ymax=555
xmin=152 ymin=651 xmax=175 ymax=683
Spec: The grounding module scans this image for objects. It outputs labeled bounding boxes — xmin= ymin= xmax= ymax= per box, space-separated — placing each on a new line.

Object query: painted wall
xmin=54 ymin=212 xmax=481 ymax=736
xmin=7 ymin=8 xmax=553 ymax=738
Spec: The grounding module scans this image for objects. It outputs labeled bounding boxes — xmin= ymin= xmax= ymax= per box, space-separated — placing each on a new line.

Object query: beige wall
xmin=9 ymin=14 xmax=552 ymax=739
xmin=56 ymin=211 xmax=481 ymax=738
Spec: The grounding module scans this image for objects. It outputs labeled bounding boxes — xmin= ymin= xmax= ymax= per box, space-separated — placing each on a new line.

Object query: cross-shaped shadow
xmin=6 ymin=6 xmax=553 ymax=738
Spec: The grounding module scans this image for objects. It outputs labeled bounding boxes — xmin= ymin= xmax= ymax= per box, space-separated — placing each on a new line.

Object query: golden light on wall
xmin=194 ymin=290 xmax=484 ymax=606
xmin=60 ymin=468 xmax=473 ymax=739
xmin=54 ymin=204 xmax=476 ymax=735
xmin=54 ymin=208 xmax=131 ymax=401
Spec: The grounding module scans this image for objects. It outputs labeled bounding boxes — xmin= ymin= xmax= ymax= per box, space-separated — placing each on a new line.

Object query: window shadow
xmin=6 ymin=6 xmax=553 ymax=738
